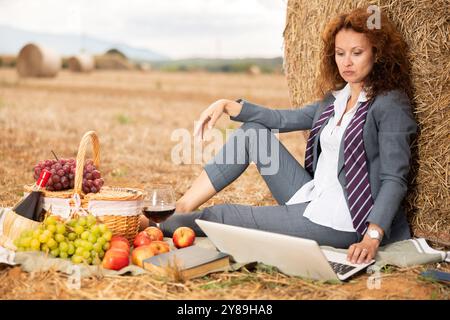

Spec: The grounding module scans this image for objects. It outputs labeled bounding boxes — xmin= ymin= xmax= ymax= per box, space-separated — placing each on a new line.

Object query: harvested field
xmin=0 ymin=69 xmax=448 ymax=299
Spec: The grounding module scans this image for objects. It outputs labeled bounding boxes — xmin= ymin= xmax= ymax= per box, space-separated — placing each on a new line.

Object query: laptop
xmin=195 ymin=219 xmax=375 ymax=281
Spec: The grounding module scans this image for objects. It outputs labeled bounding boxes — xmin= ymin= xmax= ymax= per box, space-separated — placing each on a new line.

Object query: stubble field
xmin=0 ymin=68 xmax=448 ymax=299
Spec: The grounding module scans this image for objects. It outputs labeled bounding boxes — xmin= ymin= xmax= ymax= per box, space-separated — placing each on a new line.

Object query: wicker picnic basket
xmin=23 ymin=131 xmax=144 ymax=243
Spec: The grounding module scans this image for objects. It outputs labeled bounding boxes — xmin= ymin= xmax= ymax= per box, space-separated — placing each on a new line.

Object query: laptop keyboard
xmin=328 ymin=261 xmax=356 ymax=275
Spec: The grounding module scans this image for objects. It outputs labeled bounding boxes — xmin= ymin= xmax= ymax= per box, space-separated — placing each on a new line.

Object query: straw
xmin=283 ymin=0 xmax=449 ymax=240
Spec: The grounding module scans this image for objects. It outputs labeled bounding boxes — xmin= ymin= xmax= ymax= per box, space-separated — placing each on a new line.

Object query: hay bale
xmin=248 ymin=65 xmax=262 ymax=75
xmin=94 ymin=54 xmax=134 ymax=70
xmin=137 ymin=62 xmax=152 ymax=72
xmin=16 ymin=43 xmax=61 ymax=77
xmin=105 ymin=48 xmax=127 ymax=60
xmin=284 ymin=0 xmax=450 ymax=239
xmin=68 ymin=54 xmax=95 ymax=72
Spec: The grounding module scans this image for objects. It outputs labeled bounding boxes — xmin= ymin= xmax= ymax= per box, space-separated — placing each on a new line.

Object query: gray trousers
xmin=161 ymin=122 xmax=359 ymax=248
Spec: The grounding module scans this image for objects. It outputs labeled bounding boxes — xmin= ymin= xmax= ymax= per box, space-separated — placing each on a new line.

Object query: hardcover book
xmin=143 ymin=245 xmax=230 ymax=280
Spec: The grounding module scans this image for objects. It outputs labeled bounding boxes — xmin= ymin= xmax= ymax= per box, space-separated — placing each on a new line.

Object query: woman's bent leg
xmin=161 ymin=122 xmax=321 ymax=237
xmin=204 ymin=122 xmax=312 ymax=205
xmin=173 ymin=121 xmax=313 ymax=217
xmin=175 ymin=170 xmax=216 ymax=213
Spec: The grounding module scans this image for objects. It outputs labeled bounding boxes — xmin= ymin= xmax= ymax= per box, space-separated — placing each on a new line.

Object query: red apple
xmin=102 ymin=249 xmax=129 ymax=270
xmin=172 ymin=227 xmax=196 ymax=249
xmin=107 ymin=247 xmax=130 ymax=257
xmin=131 ymin=245 xmax=155 ymax=267
xmin=144 ymin=226 xmax=164 ymax=241
xmin=111 ymin=235 xmax=130 ymax=247
xmin=133 ymin=231 xmax=152 ymax=248
xmin=110 ymin=240 xmax=130 ymax=253
xmin=149 ymin=241 xmax=170 ymax=255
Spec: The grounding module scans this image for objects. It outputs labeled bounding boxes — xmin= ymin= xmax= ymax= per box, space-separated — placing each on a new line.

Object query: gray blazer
xmin=231 ymin=90 xmax=418 ymax=244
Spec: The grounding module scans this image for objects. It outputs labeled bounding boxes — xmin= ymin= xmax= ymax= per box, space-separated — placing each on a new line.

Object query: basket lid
xmin=24 ymin=185 xmax=144 ymax=201
xmin=85 ymin=186 xmax=144 ymax=201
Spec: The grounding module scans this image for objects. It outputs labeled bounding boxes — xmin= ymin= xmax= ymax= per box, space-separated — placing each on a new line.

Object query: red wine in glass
xmin=143 ymin=185 xmax=176 ymax=226
xmin=143 ymin=205 xmax=175 ymax=223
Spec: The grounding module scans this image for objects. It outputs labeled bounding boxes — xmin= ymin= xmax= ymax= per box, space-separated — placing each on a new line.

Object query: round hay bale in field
xmin=94 ymin=54 xmax=134 ymax=70
xmin=16 ymin=43 xmax=61 ymax=77
xmin=284 ymin=0 xmax=450 ymax=240
xmin=68 ymin=54 xmax=95 ymax=72
xmin=137 ymin=62 xmax=152 ymax=72
xmin=248 ymin=65 xmax=262 ymax=75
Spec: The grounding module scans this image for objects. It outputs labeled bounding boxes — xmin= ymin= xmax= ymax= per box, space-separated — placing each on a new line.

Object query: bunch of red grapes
xmin=34 ymin=159 xmax=104 ymax=194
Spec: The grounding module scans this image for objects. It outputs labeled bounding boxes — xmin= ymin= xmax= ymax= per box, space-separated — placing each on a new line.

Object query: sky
xmin=0 ymin=0 xmax=288 ymax=59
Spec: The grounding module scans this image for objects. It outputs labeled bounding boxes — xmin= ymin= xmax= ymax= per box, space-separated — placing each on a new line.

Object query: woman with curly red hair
xmin=146 ymin=7 xmax=418 ymax=265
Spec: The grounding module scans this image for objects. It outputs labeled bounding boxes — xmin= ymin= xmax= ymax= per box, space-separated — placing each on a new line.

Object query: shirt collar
xmin=331 ymin=83 xmax=368 ymax=120
xmin=332 ymin=83 xmax=369 ymax=103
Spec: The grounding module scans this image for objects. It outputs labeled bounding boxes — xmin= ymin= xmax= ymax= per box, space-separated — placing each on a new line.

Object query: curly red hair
xmin=316 ymin=6 xmax=413 ymax=100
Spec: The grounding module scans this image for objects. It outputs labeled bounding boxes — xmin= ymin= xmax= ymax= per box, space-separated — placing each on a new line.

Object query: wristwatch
xmin=368 ymin=228 xmax=383 ymax=242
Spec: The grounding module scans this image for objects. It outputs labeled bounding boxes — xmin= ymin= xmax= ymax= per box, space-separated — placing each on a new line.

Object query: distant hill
xmin=152 ymin=57 xmax=284 ymax=74
xmin=0 ymin=25 xmax=169 ymax=61
xmin=0 ymin=25 xmax=284 ymax=73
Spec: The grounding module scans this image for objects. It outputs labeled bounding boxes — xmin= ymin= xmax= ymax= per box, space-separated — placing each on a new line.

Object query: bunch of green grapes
xmin=14 ymin=215 xmax=113 ymax=265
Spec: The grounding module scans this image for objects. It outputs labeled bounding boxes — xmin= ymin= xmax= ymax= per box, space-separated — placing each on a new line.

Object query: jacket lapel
xmin=312 ymin=116 xmax=332 ymax=174
xmin=337 ymin=133 xmax=347 ymax=190
xmin=337 ymin=133 xmax=346 ymax=176
xmin=310 ymin=95 xmax=336 ymax=174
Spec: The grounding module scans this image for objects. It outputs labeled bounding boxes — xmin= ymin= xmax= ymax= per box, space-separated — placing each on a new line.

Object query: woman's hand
xmin=193 ymin=99 xmax=242 ymax=141
xmin=347 ymin=234 xmax=380 ymax=264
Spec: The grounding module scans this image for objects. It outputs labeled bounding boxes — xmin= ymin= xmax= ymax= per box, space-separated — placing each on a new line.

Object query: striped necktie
xmin=304 ymin=100 xmax=374 ymax=235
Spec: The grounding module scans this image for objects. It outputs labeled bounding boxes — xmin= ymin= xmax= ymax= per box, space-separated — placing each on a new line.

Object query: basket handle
xmin=74 ymin=131 xmax=100 ymax=195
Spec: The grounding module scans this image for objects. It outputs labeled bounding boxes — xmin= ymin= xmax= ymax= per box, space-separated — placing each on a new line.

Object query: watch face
xmin=369 ymin=229 xmax=380 ymax=238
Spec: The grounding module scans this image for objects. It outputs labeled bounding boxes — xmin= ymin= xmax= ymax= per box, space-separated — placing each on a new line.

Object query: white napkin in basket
xmin=0 ymin=207 xmax=16 ymax=265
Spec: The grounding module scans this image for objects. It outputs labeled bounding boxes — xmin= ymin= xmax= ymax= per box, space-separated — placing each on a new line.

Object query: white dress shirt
xmin=285 ymin=83 xmax=369 ymax=232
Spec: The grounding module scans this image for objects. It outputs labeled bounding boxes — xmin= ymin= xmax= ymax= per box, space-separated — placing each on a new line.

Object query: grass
xmin=199 ymin=274 xmax=257 ymax=290
xmin=116 ymin=114 xmax=131 ymax=125
xmin=110 ymin=167 xmax=129 ymax=177
xmin=380 ymin=265 xmax=397 ymax=274
xmin=430 ymin=290 xmax=439 ymax=300
xmin=255 ymin=263 xmax=280 ymax=275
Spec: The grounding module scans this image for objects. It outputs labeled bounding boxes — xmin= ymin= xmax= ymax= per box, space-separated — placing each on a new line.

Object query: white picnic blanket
xmin=0 ymin=207 xmax=448 ymax=278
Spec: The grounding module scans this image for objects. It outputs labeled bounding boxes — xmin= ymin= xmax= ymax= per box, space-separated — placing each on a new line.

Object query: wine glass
xmin=142 ymin=184 xmax=176 ymax=228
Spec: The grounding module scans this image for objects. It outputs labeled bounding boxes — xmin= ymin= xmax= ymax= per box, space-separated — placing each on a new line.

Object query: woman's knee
xmin=237 ymin=122 xmax=274 ymax=149
xmin=199 ymin=205 xmax=226 ymax=223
